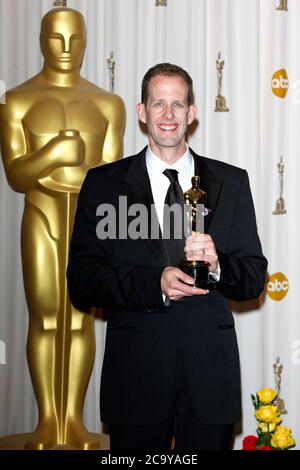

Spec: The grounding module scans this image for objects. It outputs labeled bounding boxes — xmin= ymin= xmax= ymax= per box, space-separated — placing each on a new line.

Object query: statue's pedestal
xmin=0 ymin=433 xmax=110 ymax=450
xmin=215 ymin=95 xmax=229 ymax=112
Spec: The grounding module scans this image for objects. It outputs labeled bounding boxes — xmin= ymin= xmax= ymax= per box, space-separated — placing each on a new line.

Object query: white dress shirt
xmin=145 ymin=145 xmax=220 ymax=282
xmin=146 ymin=144 xmax=194 ymax=230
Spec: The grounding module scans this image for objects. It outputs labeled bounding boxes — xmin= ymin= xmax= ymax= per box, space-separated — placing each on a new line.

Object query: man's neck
xmin=148 ymin=143 xmax=187 ymax=166
xmin=41 ymin=65 xmax=81 ymax=87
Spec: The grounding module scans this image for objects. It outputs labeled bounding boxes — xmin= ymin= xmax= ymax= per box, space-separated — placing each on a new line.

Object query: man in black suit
xmin=67 ymin=63 xmax=267 ymax=450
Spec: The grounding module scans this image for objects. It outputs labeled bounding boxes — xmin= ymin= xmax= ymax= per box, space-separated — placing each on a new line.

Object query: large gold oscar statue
xmin=0 ymin=7 xmax=125 ymax=449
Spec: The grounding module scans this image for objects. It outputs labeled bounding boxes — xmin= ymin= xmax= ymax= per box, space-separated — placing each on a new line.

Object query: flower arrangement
xmin=242 ymin=388 xmax=295 ymax=450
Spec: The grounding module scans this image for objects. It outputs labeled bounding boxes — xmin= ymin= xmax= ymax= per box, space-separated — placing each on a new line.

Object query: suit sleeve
xmin=67 ymin=171 xmax=165 ymax=312
xmin=216 ymin=170 xmax=267 ymax=301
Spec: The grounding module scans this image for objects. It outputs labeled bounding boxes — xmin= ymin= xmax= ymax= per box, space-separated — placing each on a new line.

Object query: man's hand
xmin=161 ymin=266 xmax=209 ymax=301
xmin=184 ymin=233 xmax=219 ymax=273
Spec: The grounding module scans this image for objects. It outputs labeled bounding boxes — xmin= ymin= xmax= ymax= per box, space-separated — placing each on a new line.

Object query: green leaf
xmin=251 ymin=394 xmax=257 ymax=409
xmin=256 ymin=394 xmax=261 ymax=408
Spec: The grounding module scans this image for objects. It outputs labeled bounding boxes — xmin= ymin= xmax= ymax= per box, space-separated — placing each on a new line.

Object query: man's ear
xmin=136 ymin=103 xmax=147 ymax=124
xmin=187 ymin=104 xmax=197 ymax=125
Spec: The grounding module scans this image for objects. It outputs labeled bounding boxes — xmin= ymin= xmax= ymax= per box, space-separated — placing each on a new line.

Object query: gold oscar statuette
xmin=156 ymin=0 xmax=167 ymax=6
xmin=273 ymin=156 xmax=287 ymax=215
xmin=0 ymin=6 xmax=125 ymax=450
xmin=273 ymin=357 xmax=287 ymax=415
xmin=179 ymin=177 xmax=215 ymax=289
xmin=215 ymin=52 xmax=229 ymax=112
xmin=277 ymin=0 xmax=288 ymax=11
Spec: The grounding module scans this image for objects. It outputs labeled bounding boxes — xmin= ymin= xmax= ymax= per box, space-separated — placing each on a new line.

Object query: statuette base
xmin=215 ymin=95 xmax=229 ymax=112
xmin=273 ymin=198 xmax=287 ymax=215
xmin=179 ymin=260 xmax=216 ymax=290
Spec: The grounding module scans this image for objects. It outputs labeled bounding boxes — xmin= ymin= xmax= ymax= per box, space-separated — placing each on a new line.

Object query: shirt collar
xmin=146 ymin=144 xmax=193 ymax=178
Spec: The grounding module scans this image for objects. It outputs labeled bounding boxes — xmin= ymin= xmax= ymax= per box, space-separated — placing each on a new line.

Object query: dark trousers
xmin=109 ymin=341 xmax=234 ymax=451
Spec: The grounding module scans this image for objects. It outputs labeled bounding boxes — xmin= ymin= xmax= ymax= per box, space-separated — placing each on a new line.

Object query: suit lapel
xmin=123 ymin=148 xmax=169 ymax=265
xmin=191 ymin=149 xmax=224 ymax=232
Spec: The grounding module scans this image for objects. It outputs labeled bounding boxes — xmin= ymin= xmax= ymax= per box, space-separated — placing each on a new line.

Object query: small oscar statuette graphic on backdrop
xmin=273 ymin=357 xmax=287 ymax=415
xmin=273 ymin=156 xmax=287 ymax=215
xmin=215 ymin=52 xmax=229 ymax=112
xmin=179 ymin=177 xmax=215 ymax=289
xmin=277 ymin=0 xmax=288 ymax=11
xmin=106 ymin=51 xmax=115 ymax=93
xmin=53 ymin=0 xmax=67 ymax=6
xmin=156 ymin=0 xmax=167 ymax=6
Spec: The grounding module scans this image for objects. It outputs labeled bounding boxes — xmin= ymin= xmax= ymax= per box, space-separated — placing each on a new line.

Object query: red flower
xmin=242 ymin=435 xmax=259 ymax=450
xmin=258 ymin=445 xmax=273 ymax=450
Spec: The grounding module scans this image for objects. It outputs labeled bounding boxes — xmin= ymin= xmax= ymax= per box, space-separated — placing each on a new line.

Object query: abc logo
xmin=267 ymin=272 xmax=289 ymax=301
xmin=272 ymin=69 xmax=289 ymax=98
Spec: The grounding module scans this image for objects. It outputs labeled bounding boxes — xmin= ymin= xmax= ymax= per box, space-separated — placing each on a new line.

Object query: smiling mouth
xmin=158 ymin=124 xmax=178 ymax=131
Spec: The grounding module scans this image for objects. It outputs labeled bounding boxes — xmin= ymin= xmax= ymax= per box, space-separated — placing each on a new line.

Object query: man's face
xmin=137 ymin=75 xmax=197 ymax=155
xmin=41 ymin=11 xmax=86 ymax=71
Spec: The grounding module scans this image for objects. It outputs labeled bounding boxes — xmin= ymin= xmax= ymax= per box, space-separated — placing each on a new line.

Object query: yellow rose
xmin=255 ymin=405 xmax=279 ymax=423
xmin=271 ymin=425 xmax=295 ymax=449
xmin=257 ymin=388 xmax=277 ymax=404
xmin=258 ymin=420 xmax=280 ymax=433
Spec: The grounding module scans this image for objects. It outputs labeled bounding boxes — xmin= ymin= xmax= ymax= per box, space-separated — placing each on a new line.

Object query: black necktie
xmin=163 ymin=169 xmax=185 ymax=266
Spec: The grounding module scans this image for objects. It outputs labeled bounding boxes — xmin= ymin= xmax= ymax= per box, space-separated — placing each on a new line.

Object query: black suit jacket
xmin=67 ymin=147 xmax=267 ymax=426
